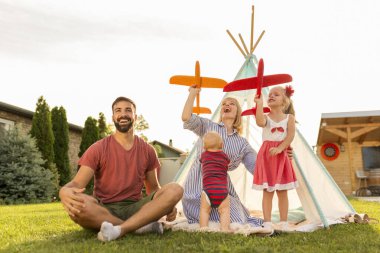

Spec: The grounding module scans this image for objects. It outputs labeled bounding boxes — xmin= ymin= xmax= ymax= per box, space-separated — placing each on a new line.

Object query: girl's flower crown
xmin=285 ymin=85 xmax=294 ymax=97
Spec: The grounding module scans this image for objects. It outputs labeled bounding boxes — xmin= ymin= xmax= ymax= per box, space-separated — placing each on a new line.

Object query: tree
xmin=134 ymin=114 xmax=149 ymax=132
xmin=78 ymin=117 xmax=100 ymax=195
xmin=133 ymin=115 xmax=163 ymax=157
xmin=51 ymin=106 xmax=71 ymax=186
xmin=98 ymin=112 xmax=108 ymax=139
xmin=152 ymin=144 xmax=164 ymax=158
xmin=78 ymin=117 xmax=100 ymax=157
xmin=0 ymin=127 xmax=55 ymax=204
xmin=98 ymin=112 xmax=113 ymax=138
xmin=30 ymin=96 xmax=59 ymax=189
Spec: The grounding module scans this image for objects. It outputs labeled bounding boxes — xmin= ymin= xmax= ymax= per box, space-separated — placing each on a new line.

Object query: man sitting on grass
xmin=59 ymin=96 xmax=183 ymax=241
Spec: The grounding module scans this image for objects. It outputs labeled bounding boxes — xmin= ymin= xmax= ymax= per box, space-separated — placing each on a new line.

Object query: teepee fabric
xmin=173 ymin=55 xmax=355 ymax=232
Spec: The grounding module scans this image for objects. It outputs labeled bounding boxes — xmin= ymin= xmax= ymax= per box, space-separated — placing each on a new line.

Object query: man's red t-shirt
xmin=78 ymin=135 xmax=160 ymax=203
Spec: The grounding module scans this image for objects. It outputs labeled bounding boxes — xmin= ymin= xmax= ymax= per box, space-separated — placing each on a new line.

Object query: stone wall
xmin=0 ymin=109 xmax=82 ymax=175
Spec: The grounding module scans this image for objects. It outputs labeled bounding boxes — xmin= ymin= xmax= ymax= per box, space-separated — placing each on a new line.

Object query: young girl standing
xmin=253 ymin=85 xmax=298 ymax=232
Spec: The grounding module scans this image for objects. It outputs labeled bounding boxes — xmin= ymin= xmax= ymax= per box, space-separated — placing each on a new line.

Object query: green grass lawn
xmin=1 ymin=198 xmax=380 ymax=253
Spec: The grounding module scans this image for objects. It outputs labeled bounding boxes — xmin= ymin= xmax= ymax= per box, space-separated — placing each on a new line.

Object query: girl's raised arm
xmin=254 ymin=94 xmax=266 ymax=127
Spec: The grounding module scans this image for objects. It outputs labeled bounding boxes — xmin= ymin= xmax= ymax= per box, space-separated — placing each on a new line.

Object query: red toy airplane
xmin=241 ymin=107 xmax=271 ymax=116
xmin=170 ymin=61 xmax=227 ymax=115
xmin=223 ymin=58 xmax=292 ymax=116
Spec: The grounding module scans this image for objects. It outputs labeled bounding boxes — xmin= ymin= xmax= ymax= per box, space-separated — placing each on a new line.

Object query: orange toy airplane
xmin=170 ymin=61 xmax=227 ymax=115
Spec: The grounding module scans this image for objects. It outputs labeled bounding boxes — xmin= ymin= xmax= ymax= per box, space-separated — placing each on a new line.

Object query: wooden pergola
xmin=317 ymin=110 xmax=380 ymax=190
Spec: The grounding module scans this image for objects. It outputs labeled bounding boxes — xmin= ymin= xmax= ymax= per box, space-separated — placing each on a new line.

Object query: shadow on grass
xmin=2 ymin=200 xmax=380 ymax=253
xmin=5 ymin=222 xmax=380 ymax=253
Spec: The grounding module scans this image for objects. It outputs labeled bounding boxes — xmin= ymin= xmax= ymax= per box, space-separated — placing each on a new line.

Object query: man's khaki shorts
xmin=100 ymin=192 xmax=156 ymax=220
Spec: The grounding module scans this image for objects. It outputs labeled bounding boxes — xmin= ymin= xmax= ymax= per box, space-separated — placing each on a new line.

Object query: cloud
xmin=0 ymin=1 xmax=212 ymax=62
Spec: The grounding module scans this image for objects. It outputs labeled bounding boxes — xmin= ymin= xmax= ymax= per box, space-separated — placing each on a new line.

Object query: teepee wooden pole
xmin=226 ymin=29 xmax=247 ymax=57
xmin=250 ymin=5 xmax=255 ymax=53
xmin=238 ymin=33 xmax=250 ymax=55
xmin=251 ymin=30 xmax=265 ymax=53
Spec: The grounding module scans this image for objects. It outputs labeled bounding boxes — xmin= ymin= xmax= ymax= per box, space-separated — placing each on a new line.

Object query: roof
xmin=150 ymin=140 xmax=185 ymax=155
xmin=0 ymin=101 xmax=83 ymax=133
xmin=321 ymin=110 xmax=380 ymax=119
xmin=317 ymin=110 xmax=380 ymax=145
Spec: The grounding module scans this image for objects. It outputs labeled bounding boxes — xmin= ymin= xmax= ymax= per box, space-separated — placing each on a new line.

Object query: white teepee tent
xmin=172 ymin=5 xmax=355 ymax=231
xmin=173 ymin=54 xmax=355 ymax=232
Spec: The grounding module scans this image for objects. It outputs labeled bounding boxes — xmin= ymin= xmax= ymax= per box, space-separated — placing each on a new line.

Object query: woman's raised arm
xmin=182 ymin=85 xmax=200 ymax=122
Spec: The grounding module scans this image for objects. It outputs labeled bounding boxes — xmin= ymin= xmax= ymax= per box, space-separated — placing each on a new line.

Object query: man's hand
xmin=166 ymin=207 xmax=177 ymax=222
xmin=59 ymin=187 xmax=86 ymax=217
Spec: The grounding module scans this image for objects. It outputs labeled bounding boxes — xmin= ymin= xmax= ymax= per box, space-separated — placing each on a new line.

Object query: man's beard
xmin=114 ymin=116 xmax=134 ymax=133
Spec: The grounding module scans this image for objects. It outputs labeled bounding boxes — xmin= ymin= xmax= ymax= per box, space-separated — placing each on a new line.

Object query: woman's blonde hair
xmin=218 ymin=97 xmax=243 ymax=135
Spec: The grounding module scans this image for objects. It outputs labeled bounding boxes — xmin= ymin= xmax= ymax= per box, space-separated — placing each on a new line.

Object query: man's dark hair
xmin=111 ymin=97 xmax=136 ymax=111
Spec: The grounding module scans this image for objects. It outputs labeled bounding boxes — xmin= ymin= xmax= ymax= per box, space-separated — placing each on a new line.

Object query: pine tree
xmin=30 ymin=96 xmax=59 ymax=190
xmin=0 ymin=127 xmax=55 ymax=204
xmin=78 ymin=117 xmax=100 ymax=157
xmin=51 ymin=106 xmax=71 ymax=186
xmin=78 ymin=117 xmax=100 ymax=195
xmin=98 ymin=112 xmax=108 ymax=139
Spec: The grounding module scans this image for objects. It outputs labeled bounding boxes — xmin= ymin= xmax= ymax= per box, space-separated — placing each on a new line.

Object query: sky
xmin=1 ymin=0 xmax=379 ymax=152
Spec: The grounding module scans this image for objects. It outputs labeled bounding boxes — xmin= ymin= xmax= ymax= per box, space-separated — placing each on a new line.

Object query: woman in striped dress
xmin=181 ymin=85 xmax=262 ymax=227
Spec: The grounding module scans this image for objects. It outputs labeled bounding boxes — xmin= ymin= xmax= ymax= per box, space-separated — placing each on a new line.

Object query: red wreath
xmin=321 ymin=143 xmax=340 ymax=161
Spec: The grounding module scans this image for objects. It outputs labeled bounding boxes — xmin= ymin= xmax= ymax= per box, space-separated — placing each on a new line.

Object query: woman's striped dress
xmin=183 ymin=114 xmax=263 ymax=226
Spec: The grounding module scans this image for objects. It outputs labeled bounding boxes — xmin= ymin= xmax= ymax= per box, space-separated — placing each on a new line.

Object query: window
xmin=362 ymin=146 xmax=380 ymax=170
xmin=0 ymin=118 xmax=14 ymax=131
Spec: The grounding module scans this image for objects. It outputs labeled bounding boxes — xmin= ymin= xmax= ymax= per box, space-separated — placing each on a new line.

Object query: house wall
xmin=66 ymin=131 xmax=82 ymax=171
xmin=158 ymin=158 xmax=181 ymax=186
xmin=0 ymin=110 xmax=31 ymax=134
xmin=158 ymin=154 xmax=187 ymax=185
xmin=0 ymin=110 xmax=82 ymax=174
xmin=161 ymin=148 xmax=181 ymax=158
xmin=317 ymin=141 xmax=380 ymax=195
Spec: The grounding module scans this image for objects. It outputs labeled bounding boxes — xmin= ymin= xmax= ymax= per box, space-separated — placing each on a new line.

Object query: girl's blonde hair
xmin=218 ymin=97 xmax=243 ymax=135
xmin=276 ymin=86 xmax=296 ymax=117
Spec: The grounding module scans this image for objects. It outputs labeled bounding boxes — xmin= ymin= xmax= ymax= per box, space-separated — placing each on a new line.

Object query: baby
xmin=199 ymin=131 xmax=231 ymax=232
